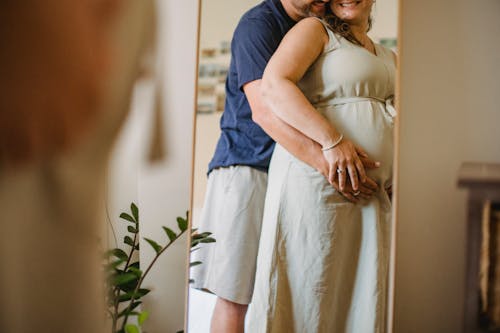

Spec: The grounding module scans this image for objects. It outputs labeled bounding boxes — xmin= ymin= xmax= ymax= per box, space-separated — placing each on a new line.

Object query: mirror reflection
xmin=189 ymin=0 xmax=398 ymax=331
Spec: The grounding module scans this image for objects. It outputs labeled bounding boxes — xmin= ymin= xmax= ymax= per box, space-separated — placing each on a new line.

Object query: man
xmin=191 ymin=0 xmax=378 ymax=332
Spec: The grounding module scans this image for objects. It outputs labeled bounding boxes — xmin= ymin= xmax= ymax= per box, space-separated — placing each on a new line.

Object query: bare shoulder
xmin=294 ymin=17 xmax=329 ymax=33
xmin=285 ymin=17 xmax=329 ymax=44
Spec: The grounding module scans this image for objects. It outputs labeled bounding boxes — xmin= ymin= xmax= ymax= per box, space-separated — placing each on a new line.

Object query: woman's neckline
xmin=343 ymin=35 xmax=379 ymax=57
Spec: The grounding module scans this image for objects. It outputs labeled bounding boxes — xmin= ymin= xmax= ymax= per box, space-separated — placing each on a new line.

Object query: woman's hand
xmin=317 ymin=146 xmax=380 ymax=203
xmin=323 ymin=139 xmax=378 ymax=192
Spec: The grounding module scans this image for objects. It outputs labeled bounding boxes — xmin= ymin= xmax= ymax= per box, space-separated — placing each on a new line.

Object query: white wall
xmin=370 ymin=0 xmax=398 ymax=41
xmin=394 ymin=1 xmax=500 ymax=332
xmin=199 ymin=0 xmax=258 ymax=50
xmin=107 ymin=0 xmax=198 ymax=332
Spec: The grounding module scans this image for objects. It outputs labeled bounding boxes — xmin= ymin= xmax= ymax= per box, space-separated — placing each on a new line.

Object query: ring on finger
xmin=337 ymin=168 xmax=344 ymax=174
xmin=353 ymin=190 xmax=361 ymax=196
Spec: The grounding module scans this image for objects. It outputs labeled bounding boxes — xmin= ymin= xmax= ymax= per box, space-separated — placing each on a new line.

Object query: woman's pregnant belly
xmin=320 ymin=101 xmax=394 ymax=188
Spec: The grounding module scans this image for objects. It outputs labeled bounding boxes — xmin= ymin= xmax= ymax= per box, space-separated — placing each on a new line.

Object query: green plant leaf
xmin=135 ymin=288 xmax=151 ymax=299
xmin=177 ymin=216 xmax=188 ymax=232
xmin=110 ymin=248 xmax=128 ymax=260
xmin=162 ymin=227 xmax=177 ymax=242
xmin=118 ymin=291 xmax=135 ymax=302
xmin=191 ymin=239 xmax=200 ymax=247
xmin=125 ymin=324 xmax=139 ymax=333
xmin=138 ymin=310 xmax=149 ymax=326
xmin=118 ymin=289 xmax=149 ymax=303
xmin=200 ymin=237 xmax=216 ymax=243
xmin=124 ymin=236 xmax=135 ymax=247
xmin=131 ymin=203 xmax=139 ymax=223
xmin=114 ymin=268 xmax=125 ymax=275
xmin=144 ymin=238 xmax=162 ymax=254
xmin=118 ymin=301 xmax=142 ymax=318
xmin=107 ymin=259 xmax=125 ymax=270
xmin=135 ymin=243 xmax=140 ymax=250
xmin=192 ymin=232 xmax=212 ymax=240
xmin=190 ymin=261 xmax=202 ymax=267
xmin=119 ymin=281 xmax=139 ymax=293
xmin=127 ymin=266 xmax=142 ymax=277
xmin=120 ymin=212 xmax=136 ymax=223
xmin=112 ymin=273 xmax=138 ymax=286
xmin=128 ymin=225 xmax=138 ymax=234
xmin=129 ymin=262 xmax=140 ymax=269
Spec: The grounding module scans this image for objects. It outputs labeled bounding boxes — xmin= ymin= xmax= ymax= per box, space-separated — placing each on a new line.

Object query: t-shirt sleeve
xmin=232 ymin=17 xmax=280 ymax=91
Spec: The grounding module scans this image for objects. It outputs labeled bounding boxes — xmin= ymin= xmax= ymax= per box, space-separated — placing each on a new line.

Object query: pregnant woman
xmin=248 ymin=0 xmax=396 ymax=332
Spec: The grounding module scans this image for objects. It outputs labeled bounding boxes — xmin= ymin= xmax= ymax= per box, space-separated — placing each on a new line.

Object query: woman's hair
xmin=323 ymin=6 xmax=373 ymax=46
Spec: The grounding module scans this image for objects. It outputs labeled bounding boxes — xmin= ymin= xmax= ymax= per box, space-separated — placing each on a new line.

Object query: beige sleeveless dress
xmin=247 ymin=20 xmax=396 ymax=333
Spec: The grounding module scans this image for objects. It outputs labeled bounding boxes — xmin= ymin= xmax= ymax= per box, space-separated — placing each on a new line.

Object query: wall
xmin=199 ymin=0 xmax=258 ymax=50
xmin=370 ymin=0 xmax=398 ymax=41
xmin=394 ymin=1 xmax=500 ymax=332
xmin=107 ymin=0 xmax=198 ymax=332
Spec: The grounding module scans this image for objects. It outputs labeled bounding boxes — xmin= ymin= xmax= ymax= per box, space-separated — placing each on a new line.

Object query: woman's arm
xmin=261 ymin=18 xmax=372 ymax=191
xmin=262 ymin=18 xmax=335 ymax=149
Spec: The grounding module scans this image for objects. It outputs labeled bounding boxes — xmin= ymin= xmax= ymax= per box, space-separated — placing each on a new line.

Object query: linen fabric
xmin=191 ymin=166 xmax=268 ymax=304
xmin=247 ymin=18 xmax=396 ymax=333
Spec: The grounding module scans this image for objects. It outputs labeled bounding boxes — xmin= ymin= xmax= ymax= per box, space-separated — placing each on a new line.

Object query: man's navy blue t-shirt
xmin=207 ymin=0 xmax=295 ymax=174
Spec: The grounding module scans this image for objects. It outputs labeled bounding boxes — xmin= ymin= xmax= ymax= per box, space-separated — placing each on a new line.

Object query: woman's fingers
xmin=347 ymin=162 xmax=359 ymax=191
xmin=324 ymin=140 xmax=374 ymax=193
xmin=354 ymin=156 xmax=367 ymax=184
xmin=337 ymin=163 xmax=347 ymax=191
xmin=328 ymin=175 xmax=360 ymax=203
xmin=328 ymin=161 xmax=337 ymax=185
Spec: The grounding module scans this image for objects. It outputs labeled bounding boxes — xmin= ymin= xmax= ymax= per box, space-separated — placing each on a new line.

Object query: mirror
xmin=188 ymin=0 xmax=399 ymax=331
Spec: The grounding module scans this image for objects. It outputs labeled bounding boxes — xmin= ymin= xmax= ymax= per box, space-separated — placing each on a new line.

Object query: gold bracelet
xmin=321 ymin=134 xmax=344 ymax=151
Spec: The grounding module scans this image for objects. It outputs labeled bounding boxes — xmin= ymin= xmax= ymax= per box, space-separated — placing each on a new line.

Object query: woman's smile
xmin=338 ymin=1 xmax=362 ymax=8
xmin=332 ymin=0 xmax=373 ymax=24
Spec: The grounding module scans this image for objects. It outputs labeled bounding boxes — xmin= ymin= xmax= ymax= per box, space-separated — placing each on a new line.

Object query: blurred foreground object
xmin=0 ymin=0 xmax=155 ymax=332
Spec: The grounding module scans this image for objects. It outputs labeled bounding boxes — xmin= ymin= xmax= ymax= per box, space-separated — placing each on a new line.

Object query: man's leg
xmin=210 ymin=297 xmax=248 ymax=333
xmin=191 ymin=166 xmax=267 ymax=331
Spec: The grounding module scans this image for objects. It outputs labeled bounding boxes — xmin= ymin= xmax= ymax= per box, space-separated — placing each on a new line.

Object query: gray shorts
xmin=190 ymin=165 xmax=268 ymax=304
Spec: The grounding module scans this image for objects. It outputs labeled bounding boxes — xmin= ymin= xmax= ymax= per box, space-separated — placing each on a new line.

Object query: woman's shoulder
xmin=294 ymin=16 xmax=328 ymax=31
xmin=291 ymin=17 xmax=340 ymax=53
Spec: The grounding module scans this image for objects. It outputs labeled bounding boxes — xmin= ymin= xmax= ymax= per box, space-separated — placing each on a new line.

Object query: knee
xmin=217 ymin=297 xmax=248 ymax=317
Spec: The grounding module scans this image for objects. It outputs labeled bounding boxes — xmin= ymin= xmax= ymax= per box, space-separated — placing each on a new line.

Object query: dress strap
xmin=310 ymin=17 xmax=339 ymax=53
